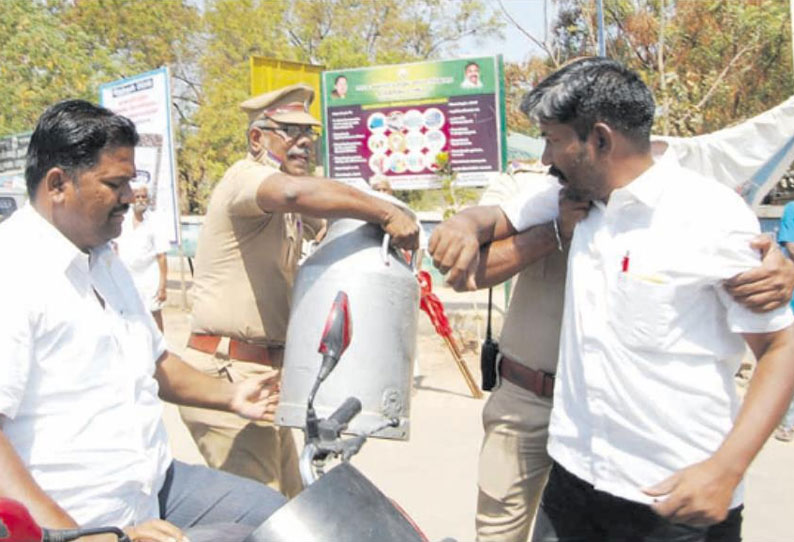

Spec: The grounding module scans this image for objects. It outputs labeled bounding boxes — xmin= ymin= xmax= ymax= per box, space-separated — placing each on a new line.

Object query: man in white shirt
xmin=0 ymin=100 xmax=288 ymax=542
xmin=431 ymin=58 xmax=794 ymax=540
xmin=116 ymin=182 xmax=170 ymax=331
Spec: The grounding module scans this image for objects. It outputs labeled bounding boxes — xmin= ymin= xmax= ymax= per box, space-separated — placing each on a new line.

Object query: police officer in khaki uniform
xmin=473 ymin=167 xmax=586 ymax=542
xmin=179 ymin=83 xmax=418 ymax=497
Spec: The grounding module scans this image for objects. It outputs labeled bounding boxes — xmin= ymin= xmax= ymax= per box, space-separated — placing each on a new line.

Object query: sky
xmin=457 ymin=0 xmax=555 ymax=63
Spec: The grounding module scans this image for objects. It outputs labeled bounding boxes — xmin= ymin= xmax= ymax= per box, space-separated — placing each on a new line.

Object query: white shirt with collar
xmin=505 ymin=158 xmax=792 ymax=507
xmin=0 ymin=205 xmax=171 ymax=528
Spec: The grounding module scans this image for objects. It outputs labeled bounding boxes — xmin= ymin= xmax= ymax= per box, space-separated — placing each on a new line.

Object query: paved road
xmin=160 ymin=284 xmax=794 ymax=542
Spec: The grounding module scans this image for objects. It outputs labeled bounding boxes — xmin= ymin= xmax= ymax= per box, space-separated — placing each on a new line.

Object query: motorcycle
xmin=1 ymin=291 xmax=440 ymax=542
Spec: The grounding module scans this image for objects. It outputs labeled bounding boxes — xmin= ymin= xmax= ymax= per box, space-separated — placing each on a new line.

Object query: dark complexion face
xmin=254 ymin=124 xmax=315 ymax=175
xmin=540 ymin=121 xmax=606 ymax=202
xmin=51 ymin=146 xmax=136 ymax=251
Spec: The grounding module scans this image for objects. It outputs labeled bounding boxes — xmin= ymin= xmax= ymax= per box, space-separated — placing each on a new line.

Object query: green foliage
xmin=179 ymin=0 xmax=503 ymax=212
xmin=0 ymin=0 xmax=117 ymax=134
xmin=4 ymin=0 xmax=793 ymax=215
xmin=0 ymin=0 xmax=502 ymax=214
xmin=543 ymin=0 xmax=793 ymax=136
xmin=63 ymin=0 xmax=200 ymax=76
xmin=431 ymin=151 xmax=480 ymax=218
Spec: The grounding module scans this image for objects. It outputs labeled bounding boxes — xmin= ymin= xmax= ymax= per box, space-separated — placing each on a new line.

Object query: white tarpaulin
xmin=659 ymin=95 xmax=794 ymax=209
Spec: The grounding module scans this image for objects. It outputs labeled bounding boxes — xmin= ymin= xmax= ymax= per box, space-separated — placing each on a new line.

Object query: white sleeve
xmin=499 ymin=174 xmax=562 ymax=231
xmin=0 ymin=280 xmax=33 ymax=420
xmin=152 ymin=220 xmax=171 ymax=255
xmin=656 ymin=95 xmax=794 ymax=190
xmin=705 ymin=191 xmax=794 ymax=333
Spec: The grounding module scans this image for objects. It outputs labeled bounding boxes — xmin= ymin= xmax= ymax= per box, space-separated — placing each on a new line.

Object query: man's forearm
xmin=256 ymin=172 xmax=393 ymax=225
xmin=454 ymin=205 xmax=517 ymax=246
xmin=157 ymin=254 xmax=167 ymax=289
xmin=154 ymin=353 xmax=236 ymax=411
xmin=0 ymin=429 xmax=77 ymax=529
xmin=475 ymin=221 xmax=559 ymax=289
xmin=713 ymin=327 xmax=794 ymax=475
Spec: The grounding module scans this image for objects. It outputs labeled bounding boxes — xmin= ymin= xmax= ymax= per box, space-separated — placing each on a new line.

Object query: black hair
xmin=465 ymin=61 xmax=479 ymax=71
xmin=25 ymin=99 xmax=139 ymax=198
xmin=520 ymin=57 xmax=655 ymax=148
xmin=335 ymin=75 xmax=347 ymax=84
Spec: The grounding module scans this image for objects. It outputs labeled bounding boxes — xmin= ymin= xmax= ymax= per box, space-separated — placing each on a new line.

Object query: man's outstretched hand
xmin=229 ymin=370 xmax=281 ymax=422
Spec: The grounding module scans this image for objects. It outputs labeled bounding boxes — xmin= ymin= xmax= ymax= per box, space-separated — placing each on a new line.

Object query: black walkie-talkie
xmin=480 ymin=287 xmax=499 ymax=391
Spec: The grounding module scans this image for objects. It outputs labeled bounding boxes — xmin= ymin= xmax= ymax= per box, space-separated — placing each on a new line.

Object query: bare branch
xmin=604 ymin=5 xmax=652 ymax=68
xmin=497 ymin=0 xmax=559 ymax=65
xmin=172 ymin=73 xmax=202 ymax=95
xmin=678 ymin=44 xmax=758 ymax=125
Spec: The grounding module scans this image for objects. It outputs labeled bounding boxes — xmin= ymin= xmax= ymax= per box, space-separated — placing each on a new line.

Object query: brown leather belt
xmin=500 ymin=355 xmax=555 ymax=398
xmin=187 ymin=333 xmax=282 ymax=368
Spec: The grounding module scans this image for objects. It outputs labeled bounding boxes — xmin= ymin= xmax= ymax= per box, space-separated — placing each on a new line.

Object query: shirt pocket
xmin=608 ymin=272 xmax=677 ymax=352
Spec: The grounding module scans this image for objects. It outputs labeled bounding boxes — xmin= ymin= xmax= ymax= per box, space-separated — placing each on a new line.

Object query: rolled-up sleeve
xmin=228 ymin=163 xmax=278 ymax=218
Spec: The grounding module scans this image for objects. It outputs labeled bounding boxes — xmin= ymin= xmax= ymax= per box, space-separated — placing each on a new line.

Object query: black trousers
xmin=531 ymin=462 xmax=742 ymax=542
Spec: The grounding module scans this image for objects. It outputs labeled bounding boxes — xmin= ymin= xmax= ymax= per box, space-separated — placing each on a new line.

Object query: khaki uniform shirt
xmin=480 ymin=168 xmax=565 ymax=374
xmin=190 ymin=154 xmax=301 ymax=346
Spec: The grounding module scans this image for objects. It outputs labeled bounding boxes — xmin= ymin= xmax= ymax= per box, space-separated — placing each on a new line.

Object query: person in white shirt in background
xmin=431 ymin=57 xmax=794 ymax=541
xmin=116 ymin=182 xmax=169 ymax=331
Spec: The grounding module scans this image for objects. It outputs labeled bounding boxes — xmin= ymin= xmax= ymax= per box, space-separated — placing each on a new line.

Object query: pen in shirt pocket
xmin=619 ymin=251 xmax=668 ymax=284
xmin=621 ymin=251 xmax=630 ymax=273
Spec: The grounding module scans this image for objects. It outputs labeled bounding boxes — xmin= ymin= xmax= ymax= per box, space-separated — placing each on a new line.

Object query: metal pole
xmin=596 ymin=0 xmax=606 ymax=56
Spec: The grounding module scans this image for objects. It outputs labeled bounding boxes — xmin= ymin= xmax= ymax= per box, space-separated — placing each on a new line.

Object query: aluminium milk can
xmin=276 ymin=194 xmax=419 ymax=440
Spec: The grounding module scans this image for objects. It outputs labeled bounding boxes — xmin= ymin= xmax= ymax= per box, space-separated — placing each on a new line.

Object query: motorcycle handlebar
xmin=328 ymin=397 xmax=362 ymax=427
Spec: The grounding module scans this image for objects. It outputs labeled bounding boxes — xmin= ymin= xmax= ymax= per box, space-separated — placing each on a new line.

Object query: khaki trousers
xmin=476 ymin=379 xmax=553 ymax=542
xmin=178 ymin=346 xmax=303 ymax=498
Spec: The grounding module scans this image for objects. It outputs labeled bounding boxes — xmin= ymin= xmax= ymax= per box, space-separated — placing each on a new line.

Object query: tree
xmin=178 ymin=0 xmax=503 ymax=213
xmin=62 ymin=0 xmax=200 ymax=78
xmin=0 ymin=0 xmax=117 ymax=134
xmin=546 ymin=0 xmax=793 ymax=136
xmin=0 ymin=0 xmax=503 ymax=212
xmin=283 ymin=0 xmax=503 ymax=68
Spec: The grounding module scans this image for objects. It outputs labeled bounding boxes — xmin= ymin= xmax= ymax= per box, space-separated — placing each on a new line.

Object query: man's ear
xmin=44 ymin=168 xmax=70 ymax=203
xmin=591 ymin=122 xmax=614 ymax=155
xmin=248 ymin=126 xmax=266 ymax=156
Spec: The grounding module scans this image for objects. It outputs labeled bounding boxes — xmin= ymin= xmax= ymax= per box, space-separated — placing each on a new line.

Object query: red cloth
xmin=417 ymin=270 xmax=452 ymax=338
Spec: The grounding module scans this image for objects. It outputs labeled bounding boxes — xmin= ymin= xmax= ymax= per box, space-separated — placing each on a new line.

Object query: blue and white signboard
xmin=99 ymin=67 xmax=180 ymax=245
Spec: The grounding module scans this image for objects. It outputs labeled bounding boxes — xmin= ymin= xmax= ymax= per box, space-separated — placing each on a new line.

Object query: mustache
xmin=548 ymin=165 xmax=566 ymax=182
xmin=112 ymin=204 xmax=130 ymax=215
xmin=287 ymin=149 xmax=309 ymax=159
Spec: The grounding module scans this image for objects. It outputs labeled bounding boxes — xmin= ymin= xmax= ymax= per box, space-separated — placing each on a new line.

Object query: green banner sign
xmin=322 ymin=56 xmax=506 ymax=190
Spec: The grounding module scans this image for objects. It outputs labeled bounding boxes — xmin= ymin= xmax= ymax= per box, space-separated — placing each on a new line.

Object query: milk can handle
xmin=381 ymin=234 xmax=418 ymax=271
